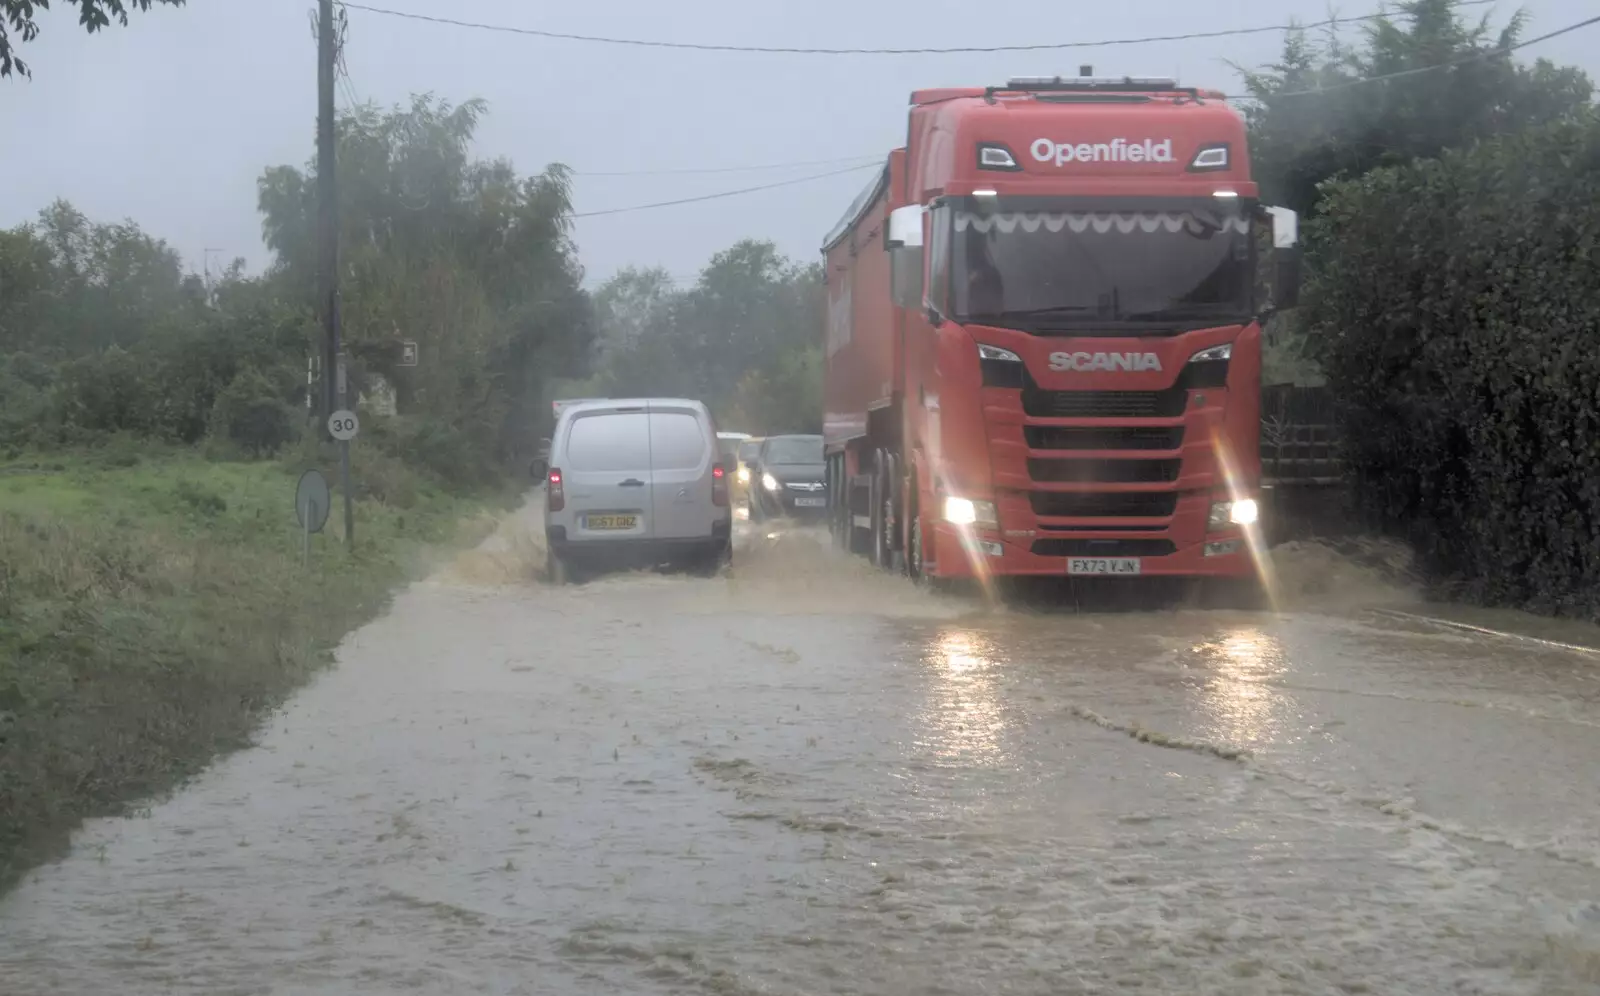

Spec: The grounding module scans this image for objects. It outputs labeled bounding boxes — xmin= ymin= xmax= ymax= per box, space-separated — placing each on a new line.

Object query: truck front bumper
xmin=926 ymin=522 xmax=1260 ymax=580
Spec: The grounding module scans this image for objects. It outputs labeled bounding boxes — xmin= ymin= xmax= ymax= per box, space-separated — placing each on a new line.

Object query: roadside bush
xmin=1306 ymin=114 xmax=1600 ymax=614
xmin=209 ymin=368 xmax=299 ymax=457
xmin=367 ymin=414 xmax=498 ymax=492
xmin=52 ymin=347 xmax=163 ymax=439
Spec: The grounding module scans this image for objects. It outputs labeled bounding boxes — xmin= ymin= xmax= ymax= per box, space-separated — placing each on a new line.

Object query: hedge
xmin=1306 ymin=114 xmax=1600 ymax=614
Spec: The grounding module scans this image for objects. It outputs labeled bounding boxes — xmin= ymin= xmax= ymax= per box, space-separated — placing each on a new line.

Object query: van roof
xmin=558 ymin=397 xmax=709 ymax=418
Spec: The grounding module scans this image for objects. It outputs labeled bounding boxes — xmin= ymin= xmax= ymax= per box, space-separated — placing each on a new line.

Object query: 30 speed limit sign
xmin=327 ymin=409 xmax=360 ymax=441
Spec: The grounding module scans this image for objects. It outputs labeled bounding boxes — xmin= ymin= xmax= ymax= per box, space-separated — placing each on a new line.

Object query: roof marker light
xmin=977 ymin=143 xmax=1022 ymax=171
xmin=1189 ymin=144 xmax=1230 ymax=172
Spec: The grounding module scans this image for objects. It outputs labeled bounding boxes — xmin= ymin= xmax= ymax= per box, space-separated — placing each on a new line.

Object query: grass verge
xmin=0 ymin=444 xmax=514 ymax=892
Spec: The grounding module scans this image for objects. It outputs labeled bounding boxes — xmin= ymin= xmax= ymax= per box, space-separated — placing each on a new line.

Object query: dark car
xmin=746 ymin=434 xmax=827 ymax=521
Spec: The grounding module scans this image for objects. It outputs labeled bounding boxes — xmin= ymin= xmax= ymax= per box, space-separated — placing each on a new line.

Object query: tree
xmin=0 ymin=200 xmax=192 ymax=357
xmin=592 ymin=240 xmax=824 ymax=433
xmin=257 ymin=94 xmax=594 ymax=469
xmin=1305 ymin=115 xmax=1600 ymax=614
xmin=592 ymin=266 xmax=676 ymax=361
xmin=1 ymin=0 xmax=185 ymax=78
xmin=1238 ymin=0 xmax=1593 ymax=220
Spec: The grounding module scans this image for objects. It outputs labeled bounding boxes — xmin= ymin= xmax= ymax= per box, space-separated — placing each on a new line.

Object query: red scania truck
xmin=822 ymin=75 xmax=1301 ymax=586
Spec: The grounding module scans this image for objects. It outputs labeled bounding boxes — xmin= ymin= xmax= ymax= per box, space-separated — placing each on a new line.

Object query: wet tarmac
xmin=3 ymin=505 xmax=1599 ymax=994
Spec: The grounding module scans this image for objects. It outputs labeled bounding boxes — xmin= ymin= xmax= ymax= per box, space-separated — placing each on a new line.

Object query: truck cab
xmin=822 ymin=75 xmax=1300 ymax=585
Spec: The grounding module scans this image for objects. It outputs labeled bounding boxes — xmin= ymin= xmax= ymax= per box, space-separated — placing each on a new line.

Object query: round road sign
xmin=327 ymin=409 xmax=360 ymax=441
xmin=295 ymin=469 xmax=332 ymax=534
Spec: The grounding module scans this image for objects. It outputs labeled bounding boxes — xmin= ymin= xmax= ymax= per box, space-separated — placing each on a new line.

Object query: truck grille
xmin=1025 ymin=426 xmax=1185 ymax=451
xmin=1029 ymin=491 xmax=1179 ymax=518
xmin=1028 ymin=458 xmax=1181 ymax=483
xmin=1020 ymin=369 xmax=1188 ymax=419
xmin=1031 ymin=538 xmax=1177 ymax=557
xmin=1022 ymin=385 xmax=1188 ymax=418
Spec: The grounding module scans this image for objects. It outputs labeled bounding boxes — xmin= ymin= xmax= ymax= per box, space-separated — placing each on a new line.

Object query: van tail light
xmin=712 ymin=463 xmax=728 ymax=506
xmin=547 ymin=468 xmax=565 ymax=512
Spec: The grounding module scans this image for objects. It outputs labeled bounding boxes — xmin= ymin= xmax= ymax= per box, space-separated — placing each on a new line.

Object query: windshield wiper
xmin=1124 ymin=306 xmax=1242 ymax=323
xmin=967 ymin=305 xmax=1100 ymax=323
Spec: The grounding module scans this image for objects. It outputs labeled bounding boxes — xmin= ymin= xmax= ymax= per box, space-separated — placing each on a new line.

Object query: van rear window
xmin=565 ymin=413 xmax=650 ymax=471
xmin=650 ymin=413 xmax=709 ymax=471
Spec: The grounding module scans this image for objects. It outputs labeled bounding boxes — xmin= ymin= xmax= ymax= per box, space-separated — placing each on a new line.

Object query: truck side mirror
xmin=1264 ymin=205 xmax=1301 ymax=311
xmin=887 ymin=205 xmax=925 ymax=309
xmin=529 ymin=458 xmax=548 ymax=480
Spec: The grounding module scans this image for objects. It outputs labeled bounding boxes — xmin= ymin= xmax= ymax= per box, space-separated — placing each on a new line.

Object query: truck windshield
xmin=948 ymin=200 xmax=1253 ymax=334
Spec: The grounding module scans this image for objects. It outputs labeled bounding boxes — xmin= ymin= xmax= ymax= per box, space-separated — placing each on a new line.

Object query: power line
xmin=336 ymin=2 xmax=1492 ymax=57
xmin=572 ymin=163 xmax=878 ymax=219
xmin=574 ymin=155 xmax=880 ymax=177
xmin=1252 ymin=12 xmax=1600 ymax=99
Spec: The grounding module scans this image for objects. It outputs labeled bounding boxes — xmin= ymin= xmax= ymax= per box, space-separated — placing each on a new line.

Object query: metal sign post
xmin=327 ymin=404 xmax=359 ymax=550
xmin=295 ymin=469 xmax=333 ymax=568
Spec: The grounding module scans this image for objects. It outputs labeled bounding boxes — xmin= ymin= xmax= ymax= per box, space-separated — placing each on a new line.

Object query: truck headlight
xmin=1207 ymin=498 xmax=1258 ymax=531
xmin=737 ymin=466 xmax=750 ymax=484
xmin=943 ymin=496 xmax=999 ymax=528
xmin=762 ymin=472 xmax=779 ymax=492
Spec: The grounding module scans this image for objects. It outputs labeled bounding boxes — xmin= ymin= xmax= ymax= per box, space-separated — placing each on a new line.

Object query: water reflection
xmin=1189 ymin=627 xmax=1292 ymax=746
xmin=912 ymin=629 xmax=1009 ymax=767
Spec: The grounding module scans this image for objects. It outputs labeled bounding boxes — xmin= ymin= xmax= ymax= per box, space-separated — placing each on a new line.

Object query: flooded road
xmin=4 ymin=506 xmax=1600 ymax=994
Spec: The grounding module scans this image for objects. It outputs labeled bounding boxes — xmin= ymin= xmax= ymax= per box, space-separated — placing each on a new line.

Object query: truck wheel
xmin=829 ymin=455 xmax=850 ymax=551
xmin=909 ymin=510 xmax=954 ymax=594
xmin=869 ymin=450 xmax=889 ymax=570
xmin=909 ymin=512 xmax=927 ymax=584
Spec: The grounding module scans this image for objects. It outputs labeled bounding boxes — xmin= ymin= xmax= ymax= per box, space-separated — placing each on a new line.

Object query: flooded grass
xmin=0 ymin=448 xmax=506 ymax=892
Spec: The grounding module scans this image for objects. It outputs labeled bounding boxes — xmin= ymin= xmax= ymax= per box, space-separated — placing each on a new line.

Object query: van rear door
xmin=562 ymin=407 xmax=655 ymax=540
xmin=646 ymin=404 xmax=716 ymax=540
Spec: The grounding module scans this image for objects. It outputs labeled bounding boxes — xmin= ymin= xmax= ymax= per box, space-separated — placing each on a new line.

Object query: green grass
xmin=0 ymin=444 xmax=512 ymax=891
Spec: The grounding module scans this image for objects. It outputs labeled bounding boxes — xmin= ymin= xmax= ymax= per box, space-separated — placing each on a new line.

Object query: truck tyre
xmin=884 ymin=451 xmax=904 ymax=574
xmin=848 ymin=473 xmax=871 ymax=557
xmin=909 ymin=507 xmax=955 ymax=595
xmin=869 ymin=450 xmax=889 ymax=570
xmin=828 ymin=455 xmax=849 ymax=551
xmin=909 ymin=511 xmax=928 ymax=585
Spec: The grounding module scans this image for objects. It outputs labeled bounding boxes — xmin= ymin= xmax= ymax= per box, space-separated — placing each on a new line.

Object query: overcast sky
xmin=2 ymin=0 xmax=1596 ymax=288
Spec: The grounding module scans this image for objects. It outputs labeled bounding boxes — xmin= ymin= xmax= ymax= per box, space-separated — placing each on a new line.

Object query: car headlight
xmin=943 ymin=496 xmax=999 ymax=528
xmin=737 ymin=466 xmax=750 ymax=484
xmin=1207 ymin=498 xmax=1258 ymax=531
xmin=762 ymin=472 xmax=779 ymax=492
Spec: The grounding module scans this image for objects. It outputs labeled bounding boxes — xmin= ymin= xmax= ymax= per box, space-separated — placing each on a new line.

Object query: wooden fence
xmin=1260 ymin=384 xmax=1342 ymax=488
xmin=1258 ymin=384 xmax=1362 ymax=542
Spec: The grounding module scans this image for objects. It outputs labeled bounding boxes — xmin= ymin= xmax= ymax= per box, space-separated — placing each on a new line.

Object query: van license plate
xmin=793 ymin=497 xmax=826 ymax=508
xmin=585 ymin=514 xmax=637 ymax=531
xmin=1068 ymin=557 xmax=1142 ymax=576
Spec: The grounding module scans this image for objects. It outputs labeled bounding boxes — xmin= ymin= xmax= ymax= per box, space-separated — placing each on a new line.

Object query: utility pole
xmin=317 ymin=0 xmax=354 ymax=549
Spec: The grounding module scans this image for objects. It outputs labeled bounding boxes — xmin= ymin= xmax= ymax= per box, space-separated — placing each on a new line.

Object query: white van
xmin=544 ymin=398 xmax=732 ymax=582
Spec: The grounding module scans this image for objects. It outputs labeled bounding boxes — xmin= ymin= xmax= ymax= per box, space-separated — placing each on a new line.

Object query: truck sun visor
xmin=953 ymin=211 xmax=1250 ymax=236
